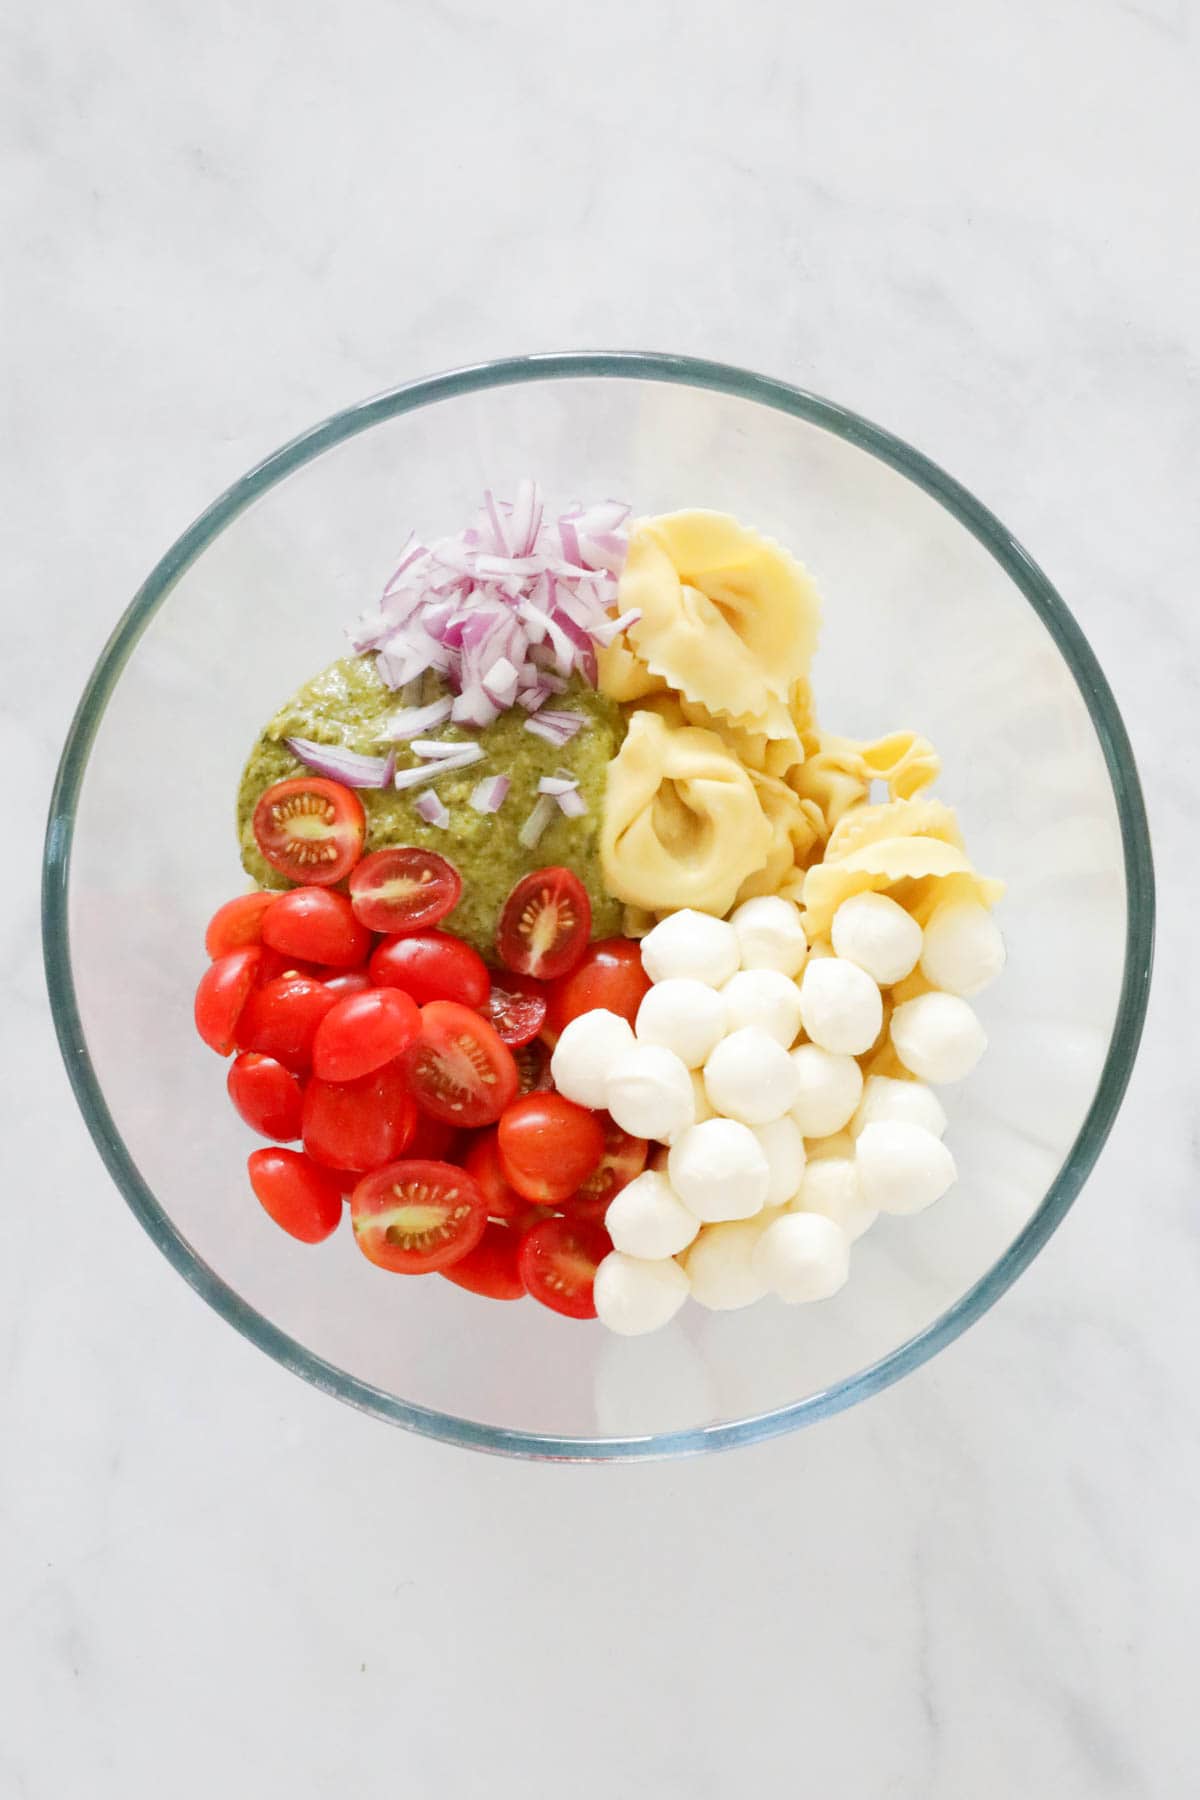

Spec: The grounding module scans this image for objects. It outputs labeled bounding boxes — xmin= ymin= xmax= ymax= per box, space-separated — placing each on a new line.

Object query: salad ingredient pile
xmin=196 ymin=481 xmax=1005 ymax=1335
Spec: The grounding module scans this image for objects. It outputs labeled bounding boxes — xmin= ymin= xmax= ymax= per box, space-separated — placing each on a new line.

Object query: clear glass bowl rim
xmin=41 ymin=351 xmax=1156 ymax=1462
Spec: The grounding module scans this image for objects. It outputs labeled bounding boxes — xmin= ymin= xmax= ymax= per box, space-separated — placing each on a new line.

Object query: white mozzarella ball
xmin=831 ymin=891 xmax=923 ymax=985
xmin=605 ymin=1171 xmax=701 ymax=1259
xmin=920 ymin=900 xmax=1006 ymax=997
xmin=890 ymin=992 xmax=987 ymax=1083
xmin=681 ymin=1217 xmax=771 ymax=1311
xmin=798 ymin=956 xmax=883 ymax=1055
xmin=729 ymin=895 xmax=809 ymax=976
xmin=789 ymin=1155 xmax=877 ymax=1241
xmin=721 ymin=968 xmax=805 ymax=1048
xmin=594 ymin=1251 xmax=690 ymax=1336
xmin=550 ymin=1009 xmax=635 ymax=1110
xmin=641 ymin=910 xmax=739 ymax=987
xmin=850 ymin=1073 xmax=947 ymax=1140
xmin=752 ymin=1212 xmax=850 ymax=1303
xmin=788 ymin=1044 xmax=864 ymax=1137
xmin=635 ymin=978 xmax=727 ymax=1069
xmin=691 ymin=1069 xmax=714 ymax=1123
xmin=751 ymin=1116 xmax=808 ymax=1208
xmin=668 ymin=1118 xmax=770 ymax=1222
xmin=605 ymin=1045 xmax=696 ymax=1142
xmin=856 ymin=1121 xmax=957 ymax=1215
xmin=704 ymin=1027 xmax=801 ymax=1125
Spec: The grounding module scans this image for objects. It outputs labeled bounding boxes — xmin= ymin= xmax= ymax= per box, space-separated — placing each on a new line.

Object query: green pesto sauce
xmin=236 ymin=654 xmax=625 ymax=957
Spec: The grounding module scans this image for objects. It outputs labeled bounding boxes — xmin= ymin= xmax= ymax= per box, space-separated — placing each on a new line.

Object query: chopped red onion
xmin=392 ymin=744 xmax=484 ymax=791
xmin=410 ymin=738 xmax=475 ymax=760
xmin=469 ymin=775 xmax=510 ymax=814
xmin=381 ymin=697 xmax=454 ymax=740
xmin=284 ymin=737 xmax=395 ymax=788
xmin=517 ymin=794 xmax=558 ymax=849
xmin=348 ymin=483 xmax=631 ymax=713
xmin=537 ymin=775 xmax=578 ymax=797
xmin=523 ymin=709 xmax=584 ymax=747
xmin=555 ymin=786 xmax=588 ymax=820
xmin=415 ymin=790 xmax=450 ymax=828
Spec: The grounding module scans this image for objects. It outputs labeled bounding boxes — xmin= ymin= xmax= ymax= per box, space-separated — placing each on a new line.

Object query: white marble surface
xmin=4 ymin=0 xmax=1197 ymax=1793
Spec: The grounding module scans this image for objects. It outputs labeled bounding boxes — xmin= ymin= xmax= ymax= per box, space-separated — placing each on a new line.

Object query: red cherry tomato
xmin=546 ymin=938 xmax=651 ymax=1039
xmin=349 ymin=847 xmax=463 ymax=935
xmin=564 ymin=1117 xmax=648 ymax=1224
xmin=227 ymin=1052 xmax=305 ymax=1141
xmin=321 ymin=966 xmax=372 ymax=997
xmin=407 ymin=1112 xmax=464 ymax=1162
xmin=302 ymin=1059 xmax=418 ymax=1171
xmin=369 ymin=931 xmax=490 ymax=1009
xmin=236 ymin=973 xmax=339 ymax=1073
xmin=463 ymin=1129 xmax=526 ymax=1222
xmin=204 ymin=891 xmax=278 ymax=959
xmin=311 ymin=987 xmax=421 ymax=1083
xmin=400 ymin=1001 xmax=519 ymax=1128
xmin=518 ymin=1216 xmax=609 ymax=1320
xmin=261 ymin=886 xmax=372 ymax=969
xmin=497 ymin=1093 xmax=605 ymax=1204
xmin=481 ymin=971 xmax=548 ymax=1048
xmin=513 ymin=1037 xmax=554 ymax=1096
xmin=248 ymin=1148 xmax=343 ymax=1243
xmin=440 ymin=1222 xmax=526 ymax=1300
xmin=350 ymin=1159 xmax=487 ymax=1273
xmin=194 ymin=946 xmax=263 ymax=1055
xmin=255 ymin=947 xmax=321 ymax=985
xmin=496 ymin=867 xmax=591 ymax=980
xmin=252 ymin=776 xmax=365 ymax=886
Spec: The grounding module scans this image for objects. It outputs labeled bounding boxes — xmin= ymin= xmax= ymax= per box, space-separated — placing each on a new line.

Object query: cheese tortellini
xmin=601 ymin=710 xmax=773 ymax=916
xmin=788 ymin=730 xmax=942 ymax=838
xmin=800 ymin=797 xmax=1004 ymax=941
xmin=619 ymin=511 xmax=822 ymax=727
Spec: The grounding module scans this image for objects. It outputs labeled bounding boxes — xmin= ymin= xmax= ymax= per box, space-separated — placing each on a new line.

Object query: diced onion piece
xmin=392 ymin=744 xmax=484 ymax=790
xmin=283 ymin=737 xmax=395 ymax=789
xmin=414 ymin=790 xmax=450 ymax=828
xmin=523 ymin=709 xmax=584 ymax=747
xmin=517 ymin=794 xmax=558 ymax=849
xmin=469 ymin=776 xmax=510 ymax=814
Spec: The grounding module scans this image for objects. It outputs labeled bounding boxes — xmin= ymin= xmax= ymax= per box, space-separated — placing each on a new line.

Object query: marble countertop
xmin=6 ymin=1 xmax=1197 ymax=1793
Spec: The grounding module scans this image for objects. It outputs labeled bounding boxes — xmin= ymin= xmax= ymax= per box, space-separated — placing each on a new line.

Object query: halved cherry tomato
xmin=349 ymin=847 xmax=462 ymax=935
xmin=227 ymin=1052 xmax=304 ymax=1141
xmin=301 ymin=1059 xmax=417 ymax=1171
xmin=496 ymin=867 xmax=591 ymax=980
xmin=311 ymin=987 xmax=421 ymax=1083
xmin=513 ymin=1037 xmax=554 ymax=1096
xmin=205 ymin=891 xmax=278 ymax=959
xmin=481 ymin=971 xmax=547 ymax=1048
xmin=546 ymin=938 xmax=651 ymax=1040
xmin=261 ymin=886 xmax=372 ymax=969
xmin=401 ymin=1001 xmax=518 ymax=1128
xmin=369 ymin=931 xmax=490 ymax=1009
xmin=350 ymin=1159 xmax=487 ymax=1273
xmin=321 ymin=966 xmax=373 ymax=997
xmin=252 ymin=776 xmax=365 ymax=886
xmin=440 ymin=1222 xmax=526 ymax=1300
xmin=407 ymin=1113 xmax=463 ymax=1162
xmin=564 ymin=1118 xmax=648 ymax=1224
xmin=194 ymin=946 xmax=263 ymax=1055
xmin=236 ymin=973 xmax=339 ymax=1073
xmin=248 ymin=1148 xmax=343 ymax=1243
xmin=497 ymin=1093 xmax=605 ymax=1203
xmin=463 ymin=1129 xmax=526 ymax=1222
xmin=518 ymin=1216 xmax=609 ymax=1319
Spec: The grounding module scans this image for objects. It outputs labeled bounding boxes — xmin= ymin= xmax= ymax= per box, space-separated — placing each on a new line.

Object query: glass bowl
xmin=43 ymin=353 xmax=1154 ymax=1460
